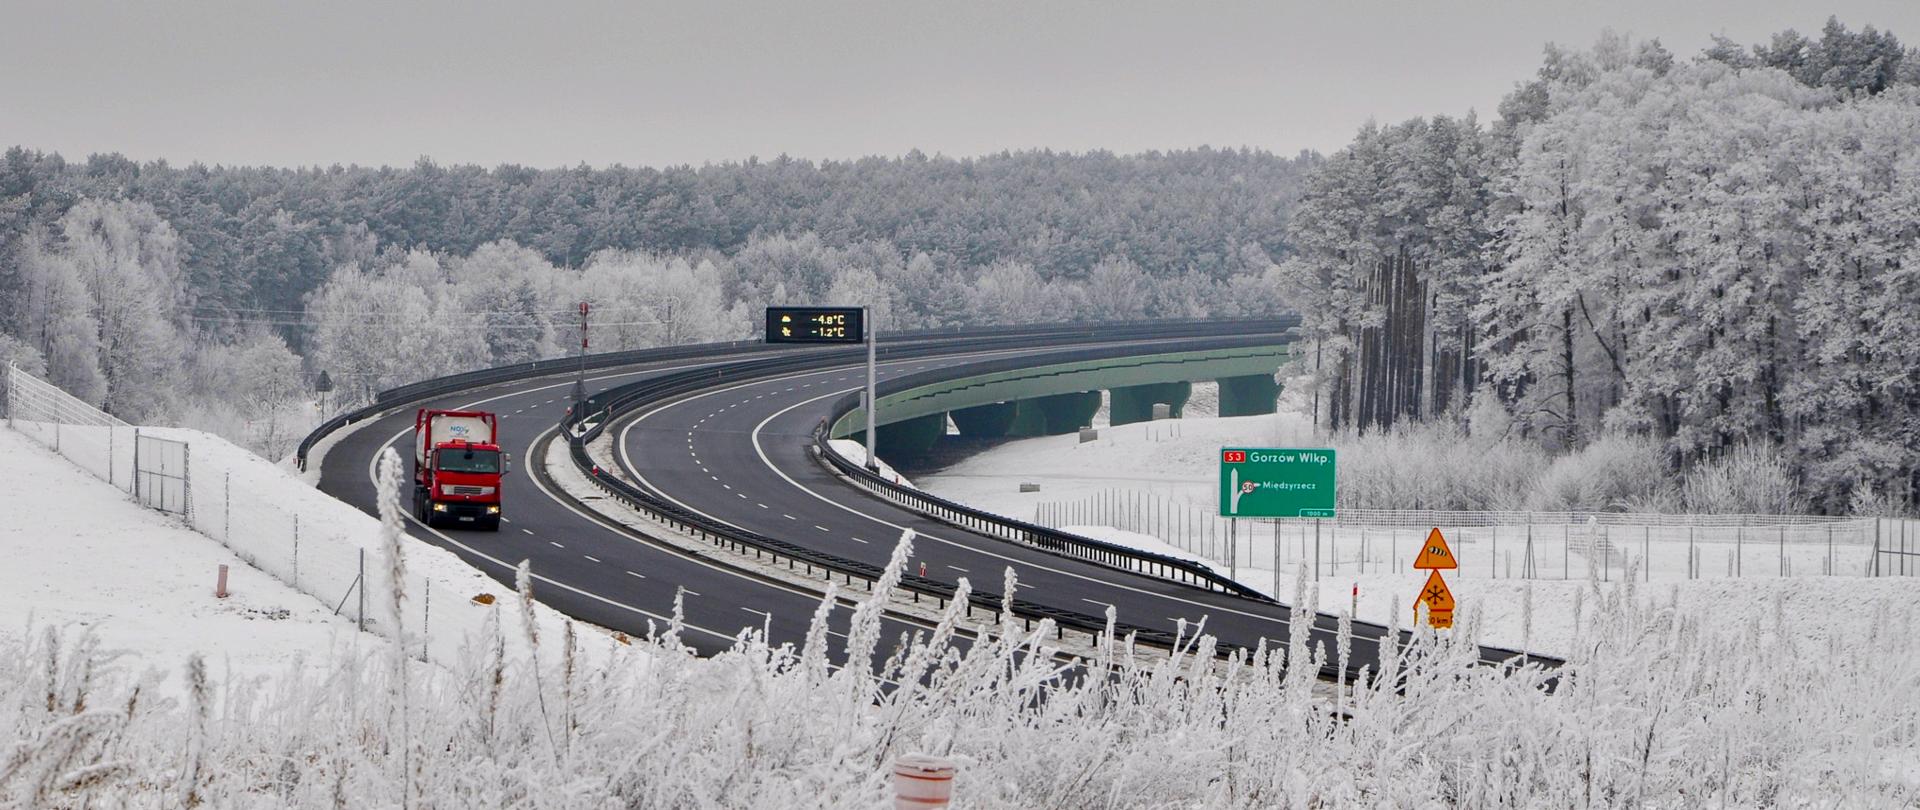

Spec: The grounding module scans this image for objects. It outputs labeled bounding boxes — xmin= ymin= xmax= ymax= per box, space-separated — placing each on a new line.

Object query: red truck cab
xmin=414 ymin=409 xmax=507 ymax=530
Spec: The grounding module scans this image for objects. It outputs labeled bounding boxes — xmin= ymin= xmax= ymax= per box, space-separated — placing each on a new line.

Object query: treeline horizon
xmin=1 ymin=16 xmax=1915 ymax=515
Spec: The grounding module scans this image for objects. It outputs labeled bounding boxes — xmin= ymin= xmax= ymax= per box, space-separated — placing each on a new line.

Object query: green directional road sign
xmin=1218 ymin=447 xmax=1336 ymax=518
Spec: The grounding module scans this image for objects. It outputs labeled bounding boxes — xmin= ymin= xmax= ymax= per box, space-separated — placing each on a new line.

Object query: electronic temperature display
xmin=764 ymin=307 xmax=866 ymax=344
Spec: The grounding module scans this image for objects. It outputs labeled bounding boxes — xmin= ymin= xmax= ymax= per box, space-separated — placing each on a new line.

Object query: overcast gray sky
xmin=3 ymin=1 xmax=1917 ymax=169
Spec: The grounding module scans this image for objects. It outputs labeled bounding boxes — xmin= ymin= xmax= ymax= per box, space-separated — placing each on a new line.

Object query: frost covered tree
xmin=57 ymin=199 xmax=187 ymax=422
xmin=574 ymin=250 xmax=747 ymax=350
xmin=1080 ymin=255 xmax=1149 ymax=321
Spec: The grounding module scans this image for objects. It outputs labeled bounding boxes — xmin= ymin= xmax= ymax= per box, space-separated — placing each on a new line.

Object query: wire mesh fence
xmin=4 ymin=364 xmax=138 ymax=491
xmin=1036 ymin=487 xmax=1889 ymax=587
xmin=5 ymin=363 xmax=444 ymax=646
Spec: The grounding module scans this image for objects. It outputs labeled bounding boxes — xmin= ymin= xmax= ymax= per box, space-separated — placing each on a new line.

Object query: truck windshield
xmin=437 ymin=449 xmax=500 ymax=474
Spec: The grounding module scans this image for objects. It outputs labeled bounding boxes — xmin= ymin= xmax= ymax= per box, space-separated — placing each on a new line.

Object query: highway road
xmin=319 ymin=328 xmax=1548 ymax=680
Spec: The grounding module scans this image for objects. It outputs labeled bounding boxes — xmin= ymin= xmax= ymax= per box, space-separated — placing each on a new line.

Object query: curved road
xmin=322 ymin=333 xmax=1545 ymax=678
xmin=614 ymin=342 xmax=1406 ymax=670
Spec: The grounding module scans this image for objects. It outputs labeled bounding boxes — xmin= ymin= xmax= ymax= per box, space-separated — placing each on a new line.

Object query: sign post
xmin=1412 ymin=527 xmax=1457 ymax=628
xmin=863 ymin=305 xmax=877 ymax=471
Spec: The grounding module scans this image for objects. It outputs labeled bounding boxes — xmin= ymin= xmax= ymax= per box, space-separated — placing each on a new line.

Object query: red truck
xmin=414 ymin=409 xmax=508 ymax=530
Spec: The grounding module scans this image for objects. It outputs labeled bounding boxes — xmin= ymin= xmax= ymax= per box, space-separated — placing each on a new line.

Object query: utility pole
xmin=864 ymin=305 xmax=878 ymax=471
xmin=572 ymin=301 xmax=590 ymax=413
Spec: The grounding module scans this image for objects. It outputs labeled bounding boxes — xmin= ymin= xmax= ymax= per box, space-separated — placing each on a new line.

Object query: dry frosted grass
xmin=5 ymin=532 xmax=1918 ymax=808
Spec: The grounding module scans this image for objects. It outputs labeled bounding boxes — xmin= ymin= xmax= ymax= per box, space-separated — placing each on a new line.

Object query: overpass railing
xmin=294 ymin=319 xmax=1292 ymax=471
xmin=808 ymin=345 xmax=1287 ymax=600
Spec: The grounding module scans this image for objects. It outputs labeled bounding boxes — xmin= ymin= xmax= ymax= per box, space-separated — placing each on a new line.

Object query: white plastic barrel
xmin=892 ymin=753 xmax=956 ymax=809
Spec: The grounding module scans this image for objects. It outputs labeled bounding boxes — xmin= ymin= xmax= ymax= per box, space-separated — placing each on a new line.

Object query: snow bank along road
xmin=318 ymin=325 xmax=1549 ymax=678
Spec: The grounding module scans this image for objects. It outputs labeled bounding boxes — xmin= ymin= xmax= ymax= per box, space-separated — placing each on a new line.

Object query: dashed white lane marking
xmin=850 ymin=536 xmax=869 ymax=544
xmin=757 ymin=503 xmax=768 ymax=509
xmin=741 ymin=607 xmax=770 ymax=617
xmin=549 ymin=541 xmax=565 ymax=548
xmin=682 ymin=589 xmax=702 ymax=597
xmin=723 ymin=484 xmax=733 ymax=490
xmin=948 ymin=565 xmax=970 ymax=573
xmin=783 ymin=514 xmax=797 ymax=520
xmin=499 ymin=517 xmax=511 ymax=524
xmin=815 ymin=525 xmax=830 ymax=531
xmin=737 ymin=493 xmax=748 ymax=499
xmin=584 ymin=555 xmax=601 ymax=563
xmin=522 ymin=528 xmax=535 ymax=536
xmin=1082 ymin=598 xmax=1112 ymax=607
xmin=625 ymin=570 xmax=646 ymax=579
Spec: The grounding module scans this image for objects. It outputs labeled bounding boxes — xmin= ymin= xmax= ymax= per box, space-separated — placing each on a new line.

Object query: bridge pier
xmin=851 ymin=412 xmax=949 ymax=460
xmin=1008 ymin=391 xmax=1102 ymax=436
xmin=950 ymin=401 xmax=1018 ymax=438
xmin=1109 ymin=381 xmax=1191 ymax=426
xmin=1216 ymin=374 xmax=1280 ymax=417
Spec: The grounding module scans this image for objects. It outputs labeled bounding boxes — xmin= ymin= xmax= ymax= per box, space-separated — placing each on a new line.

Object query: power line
xmin=185 ymin=315 xmax=669 ymax=329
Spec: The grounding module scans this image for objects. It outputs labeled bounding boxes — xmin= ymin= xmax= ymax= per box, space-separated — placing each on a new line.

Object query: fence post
xmin=1736 ymin=526 xmax=1743 ymax=578
xmin=1643 ymin=526 xmax=1650 ymax=583
xmin=1779 ymin=526 xmax=1786 ymax=578
xmin=358 ymin=548 xmax=367 ymax=632
xmin=132 ymin=429 xmax=141 ymax=503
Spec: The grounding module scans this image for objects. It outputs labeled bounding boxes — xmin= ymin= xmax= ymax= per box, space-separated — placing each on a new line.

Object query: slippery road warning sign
xmin=1412 ymin=527 xmax=1457 ymax=570
xmin=1416 ymin=570 xmax=1455 ymax=629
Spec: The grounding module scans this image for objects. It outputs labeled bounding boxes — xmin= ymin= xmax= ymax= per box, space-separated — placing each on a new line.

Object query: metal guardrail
xmin=807 ymin=343 xmax=1300 ymax=601
xmin=560 ymin=322 xmax=1322 ymax=659
xmin=562 ymin=347 xmax=1224 ymax=652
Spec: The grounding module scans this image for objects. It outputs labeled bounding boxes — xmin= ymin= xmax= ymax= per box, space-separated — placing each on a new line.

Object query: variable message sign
xmin=1218 ymin=447 xmax=1336 ymax=518
xmin=765 ymin=307 xmax=865 ymax=344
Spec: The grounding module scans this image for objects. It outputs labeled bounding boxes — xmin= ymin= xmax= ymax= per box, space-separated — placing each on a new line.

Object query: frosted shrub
xmin=1332 ymin=421 xmax=1548 ymax=511
xmin=4 ymin=538 xmax=1918 ymax=806
xmin=1683 ymin=442 xmax=1808 ymax=515
xmin=1526 ymin=434 xmax=1674 ymax=512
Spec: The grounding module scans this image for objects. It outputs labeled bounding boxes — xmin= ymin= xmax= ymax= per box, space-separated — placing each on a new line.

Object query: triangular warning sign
xmin=1418 ymin=570 xmax=1455 ymax=612
xmin=1412 ymin=527 xmax=1457 ymax=570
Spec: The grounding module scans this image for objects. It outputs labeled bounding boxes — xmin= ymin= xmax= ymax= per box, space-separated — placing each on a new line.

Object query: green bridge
xmin=830 ymin=344 xmax=1290 ymax=461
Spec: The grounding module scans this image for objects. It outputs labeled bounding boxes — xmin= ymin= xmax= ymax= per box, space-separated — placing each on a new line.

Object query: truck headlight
xmin=486 ymin=505 xmax=500 ymax=514
xmin=432 ymin=503 xmax=449 ymax=513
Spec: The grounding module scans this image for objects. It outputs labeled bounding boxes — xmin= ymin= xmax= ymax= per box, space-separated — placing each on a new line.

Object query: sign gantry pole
xmin=864 ymin=305 xmax=878 ymax=471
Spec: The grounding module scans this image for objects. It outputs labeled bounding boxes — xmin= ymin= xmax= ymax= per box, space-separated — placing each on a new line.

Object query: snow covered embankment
xmin=0 ymin=427 xmax=359 ymax=695
xmin=4 ymin=421 xmax=616 ymax=680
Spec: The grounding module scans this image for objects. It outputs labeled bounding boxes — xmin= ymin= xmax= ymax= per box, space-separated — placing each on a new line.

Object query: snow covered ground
xmin=6 ymin=414 xmax=1920 ymax=804
xmin=0 ymin=427 xmax=364 ymax=696
xmin=920 ymin=411 xmax=1904 ymax=657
